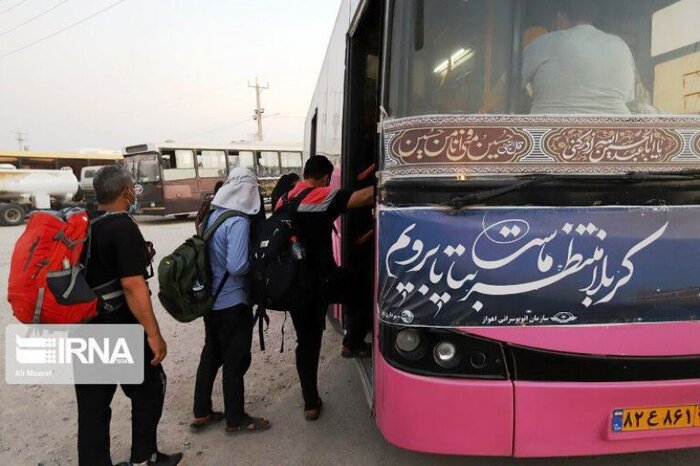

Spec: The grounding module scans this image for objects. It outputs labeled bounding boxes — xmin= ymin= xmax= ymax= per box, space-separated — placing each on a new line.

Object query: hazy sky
xmin=0 ymin=0 xmax=341 ymax=151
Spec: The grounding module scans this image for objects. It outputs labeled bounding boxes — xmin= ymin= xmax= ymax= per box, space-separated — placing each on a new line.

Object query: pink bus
xmin=305 ymin=0 xmax=700 ymax=457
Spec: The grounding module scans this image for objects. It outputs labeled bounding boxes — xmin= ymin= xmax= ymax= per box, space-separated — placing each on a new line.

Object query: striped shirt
xmin=275 ymin=180 xmax=351 ymax=270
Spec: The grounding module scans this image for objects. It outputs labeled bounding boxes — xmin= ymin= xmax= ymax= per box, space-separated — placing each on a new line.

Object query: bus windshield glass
xmin=123 ymin=153 xmax=161 ymax=183
xmin=389 ymin=0 xmax=699 ymax=117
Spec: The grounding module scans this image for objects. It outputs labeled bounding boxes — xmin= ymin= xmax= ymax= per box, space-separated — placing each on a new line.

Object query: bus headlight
xmin=379 ymin=322 xmax=508 ymax=379
xmin=434 ymin=341 xmax=460 ymax=368
xmin=395 ymin=329 xmax=421 ymax=353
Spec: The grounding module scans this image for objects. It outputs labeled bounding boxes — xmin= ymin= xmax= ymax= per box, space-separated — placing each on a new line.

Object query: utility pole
xmin=11 ymin=130 xmax=26 ymax=152
xmin=248 ymin=77 xmax=269 ymax=142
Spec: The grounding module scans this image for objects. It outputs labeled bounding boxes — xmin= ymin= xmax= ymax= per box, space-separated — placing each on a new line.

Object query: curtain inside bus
xmin=389 ymin=0 xmax=699 ymax=117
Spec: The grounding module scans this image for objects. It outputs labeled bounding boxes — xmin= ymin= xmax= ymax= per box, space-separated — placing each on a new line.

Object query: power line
xmin=0 ymin=0 xmax=69 ymax=38
xmin=180 ymin=112 xmax=296 ymax=141
xmin=0 ymin=0 xmax=31 ymax=15
xmin=181 ymin=117 xmax=254 ymax=141
xmin=0 ymin=0 xmax=128 ymax=60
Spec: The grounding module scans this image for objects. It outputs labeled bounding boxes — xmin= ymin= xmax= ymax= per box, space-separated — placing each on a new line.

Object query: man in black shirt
xmin=275 ymin=156 xmax=373 ymax=420
xmin=75 ymin=165 xmax=182 ymax=466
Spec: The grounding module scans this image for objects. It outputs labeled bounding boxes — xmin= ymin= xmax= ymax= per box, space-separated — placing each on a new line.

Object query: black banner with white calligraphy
xmin=378 ymin=206 xmax=700 ymax=327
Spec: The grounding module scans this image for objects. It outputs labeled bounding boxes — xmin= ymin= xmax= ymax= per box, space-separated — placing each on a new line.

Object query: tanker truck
xmin=0 ymin=165 xmax=79 ymax=226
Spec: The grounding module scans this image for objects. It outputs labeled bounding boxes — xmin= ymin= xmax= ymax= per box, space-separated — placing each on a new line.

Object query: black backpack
xmin=251 ymin=188 xmax=314 ymax=312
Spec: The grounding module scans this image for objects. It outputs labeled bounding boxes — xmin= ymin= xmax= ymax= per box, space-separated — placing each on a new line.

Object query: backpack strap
xmin=212 ymin=271 xmax=230 ymax=302
xmin=204 ymin=210 xmax=245 ymax=306
xmin=282 ymin=187 xmax=315 ymax=214
xmin=201 ymin=210 xmax=242 ymax=242
xmin=253 ymin=306 xmax=270 ymax=351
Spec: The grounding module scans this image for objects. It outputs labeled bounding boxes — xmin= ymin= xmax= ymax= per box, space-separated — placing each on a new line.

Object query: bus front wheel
xmin=0 ymin=204 xmax=26 ymax=226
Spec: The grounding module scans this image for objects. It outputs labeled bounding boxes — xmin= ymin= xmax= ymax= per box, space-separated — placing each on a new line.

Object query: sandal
xmin=341 ymin=344 xmax=371 ymax=359
xmin=189 ymin=411 xmax=225 ymax=433
xmin=225 ymin=415 xmax=271 ymax=435
xmin=304 ymin=398 xmax=323 ymax=422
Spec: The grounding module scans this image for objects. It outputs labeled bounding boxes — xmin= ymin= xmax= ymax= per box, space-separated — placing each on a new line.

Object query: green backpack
xmin=157 ymin=210 xmax=240 ymax=323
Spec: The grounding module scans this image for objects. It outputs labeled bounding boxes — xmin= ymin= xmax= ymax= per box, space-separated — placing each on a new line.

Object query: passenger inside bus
xmin=522 ymin=1 xmax=636 ymax=114
xmin=392 ymin=0 xmax=699 ymax=117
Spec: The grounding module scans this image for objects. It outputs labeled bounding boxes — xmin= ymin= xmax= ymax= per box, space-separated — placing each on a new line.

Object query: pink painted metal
xmin=374 ymin=323 xmax=700 ymax=456
xmin=464 ymin=322 xmax=700 ymax=356
xmin=373 ymin=353 xmax=514 ymax=456
xmin=514 ymin=380 xmax=700 ymax=457
xmin=374 ymin=351 xmax=700 ymax=457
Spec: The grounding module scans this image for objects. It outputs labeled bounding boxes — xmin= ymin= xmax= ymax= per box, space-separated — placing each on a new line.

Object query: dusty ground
xmin=1 ymin=217 xmax=699 ymax=466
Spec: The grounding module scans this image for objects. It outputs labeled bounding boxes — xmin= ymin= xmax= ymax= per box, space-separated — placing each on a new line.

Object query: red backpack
xmin=7 ymin=210 xmax=124 ymax=324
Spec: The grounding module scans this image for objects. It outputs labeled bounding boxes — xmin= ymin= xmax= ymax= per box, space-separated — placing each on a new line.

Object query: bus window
xmin=227 ymin=152 xmax=239 ymax=171
xmin=61 ymin=158 xmax=89 ymax=179
xmin=258 ymin=151 xmax=281 ymax=177
xmin=238 ymin=151 xmax=256 ymax=171
xmin=521 ymin=0 xmax=700 ymax=115
xmin=197 ymin=150 xmax=227 ymax=178
xmin=280 ymin=151 xmax=303 ymax=175
xmin=123 ymin=154 xmax=161 ymax=183
xmin=389 ymin=0 xmax=514 ymax=116
xmin=0 ymin=156 xmax=18 ymax=167
xmin=390 ymin=0 xmax=700 ymax=117
xmin=163 ymin=149 xmax=196 ymax=181
xmin=23 ymin=158 xmax=57 ymax=170
xmin=137 ymin=157 xmax=161 ymax=183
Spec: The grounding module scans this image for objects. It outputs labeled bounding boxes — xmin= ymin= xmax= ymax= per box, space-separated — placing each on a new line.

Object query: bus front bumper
xmin=374 ymin=353 xmax=700 ymax=457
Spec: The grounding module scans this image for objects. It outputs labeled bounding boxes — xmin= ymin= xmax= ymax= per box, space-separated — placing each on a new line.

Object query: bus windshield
xmin=389 ymin=0 xmax=699 ymax=117
xmin=123 ymin=153 xmax=161 ymax=183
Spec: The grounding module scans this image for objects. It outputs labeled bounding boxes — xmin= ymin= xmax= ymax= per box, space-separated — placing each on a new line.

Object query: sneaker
xmin=116 ymin=451 xmax=184 ymax=466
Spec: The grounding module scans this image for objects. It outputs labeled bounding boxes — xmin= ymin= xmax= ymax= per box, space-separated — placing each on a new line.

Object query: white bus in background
xmin=121 ymin=142 xmax=305 ymax=217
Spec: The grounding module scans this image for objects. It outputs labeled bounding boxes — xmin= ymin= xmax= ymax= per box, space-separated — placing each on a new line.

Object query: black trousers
xmin=343 ymin=302 xmax=373 ymax=349
xmin=342 ymin=263 xmax=373 ymax=350
xmin=193 ymin=304 xmax=253 ymax=427
xmin=74 ymin=341 xmax=166 ymax=466
xmin=290 ymin=299 xmax=326 ymax=410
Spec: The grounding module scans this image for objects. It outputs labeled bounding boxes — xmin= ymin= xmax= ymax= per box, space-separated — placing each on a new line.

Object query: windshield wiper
xmin=621 ymin=169 xmax=700 ymax=182
xmin=448 ymin=175 xmax=556 ymax=209
xmin=446 ymin=170 xmax=700 ymax=209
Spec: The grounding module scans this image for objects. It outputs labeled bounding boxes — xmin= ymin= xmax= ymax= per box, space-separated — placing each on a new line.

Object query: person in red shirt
xmin=275 ymin=156 xmax=373 ymax=420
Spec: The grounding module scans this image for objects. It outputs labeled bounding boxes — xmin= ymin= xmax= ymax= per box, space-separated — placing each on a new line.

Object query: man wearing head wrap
xmin=190 ymin=168 xmax=271 ymax=435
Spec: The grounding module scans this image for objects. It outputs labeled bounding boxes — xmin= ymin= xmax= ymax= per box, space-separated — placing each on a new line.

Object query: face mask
xmin=127 ymin=189 xmax=139 ymax=215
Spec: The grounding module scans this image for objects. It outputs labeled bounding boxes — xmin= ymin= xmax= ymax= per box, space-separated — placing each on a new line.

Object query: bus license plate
xmin=612 ymin=405 xmax=700 ymax=432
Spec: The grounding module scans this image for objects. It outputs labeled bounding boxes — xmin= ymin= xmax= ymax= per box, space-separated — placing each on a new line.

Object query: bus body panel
xmin=161 ymin=181 xmax=200 ymax=215
xmin=513 ymin=380 xmax=700 ymax=457
xmin=465 ymin=323 xmax=700 ymax=357
xmin=122 ymin=142 xmax=304 ymax=216
xmin=374 ymin=353 xmax=514 ymax=456
xmin=308 ymin=0 xmax=700 ymax=458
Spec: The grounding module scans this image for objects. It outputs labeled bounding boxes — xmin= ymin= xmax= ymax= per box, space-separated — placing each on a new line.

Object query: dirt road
xmin=1 ymin=217 xmax=698 ymax=465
